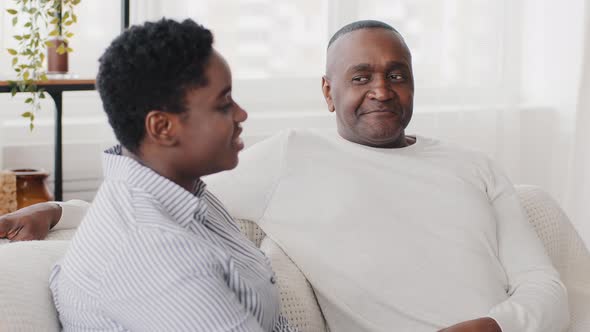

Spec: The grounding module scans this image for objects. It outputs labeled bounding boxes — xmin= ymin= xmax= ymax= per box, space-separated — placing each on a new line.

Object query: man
xmin=0 ymin=20 xmax=569 ymax=332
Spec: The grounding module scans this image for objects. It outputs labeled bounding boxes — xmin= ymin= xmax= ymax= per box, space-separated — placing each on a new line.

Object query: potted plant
xmin=5 ymin=0 xmax=80 ymax=130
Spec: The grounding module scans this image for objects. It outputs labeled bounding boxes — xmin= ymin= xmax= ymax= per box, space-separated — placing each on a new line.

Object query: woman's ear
xmin=144 ymin=110 xmax=180 ymax=147
xmin=322 ymin=76 xmax=335 ymax=113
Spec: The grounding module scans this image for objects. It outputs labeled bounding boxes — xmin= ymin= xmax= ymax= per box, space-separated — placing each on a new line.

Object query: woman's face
xmin=173 ymin=50 xmax=248 ymax=179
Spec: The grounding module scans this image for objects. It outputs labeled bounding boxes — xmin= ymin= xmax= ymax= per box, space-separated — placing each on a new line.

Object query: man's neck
xmin=340 ymin=131 xmax=416 ymax=149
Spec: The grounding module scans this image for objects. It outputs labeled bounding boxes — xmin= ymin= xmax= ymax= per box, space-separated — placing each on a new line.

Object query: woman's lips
xmin=233 ymin=136 xmax=244 ymax=150
xmin=232 ymin=126 xmax=244 ymax=150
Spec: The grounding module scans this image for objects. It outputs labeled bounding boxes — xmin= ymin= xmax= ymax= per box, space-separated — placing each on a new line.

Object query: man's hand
xmin=0 ymin=202 xmax=62 ymax=241
xmin=438 ymin=318 xmax=501 ymax=332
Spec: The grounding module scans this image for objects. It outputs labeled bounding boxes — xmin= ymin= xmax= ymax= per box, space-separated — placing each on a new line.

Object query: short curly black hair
xmin=96 ymin=18 xmax=214 ymax=153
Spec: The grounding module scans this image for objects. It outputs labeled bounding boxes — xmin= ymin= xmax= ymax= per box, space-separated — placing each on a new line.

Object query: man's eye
xmin=352 ymin=76 xmax=369 ymax=83
xmin=388 ymin=73 xmax=405 ymax=81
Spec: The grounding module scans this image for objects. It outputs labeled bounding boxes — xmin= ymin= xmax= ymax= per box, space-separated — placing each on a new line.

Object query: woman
xmin=47 ymin=18 xmax=294 ymax=331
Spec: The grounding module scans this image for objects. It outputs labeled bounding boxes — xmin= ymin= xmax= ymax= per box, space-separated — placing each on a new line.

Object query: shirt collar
xmin=102 ymin=145 xmax=208 ymax=228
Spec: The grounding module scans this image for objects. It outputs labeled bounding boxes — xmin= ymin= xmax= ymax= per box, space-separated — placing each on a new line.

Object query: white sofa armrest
xmin=516 ymin=185 xmax=590 ymax=332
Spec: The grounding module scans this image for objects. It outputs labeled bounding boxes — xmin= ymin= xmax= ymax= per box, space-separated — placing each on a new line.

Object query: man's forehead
xmin=326 ymin=28 xmax=410 ymax=72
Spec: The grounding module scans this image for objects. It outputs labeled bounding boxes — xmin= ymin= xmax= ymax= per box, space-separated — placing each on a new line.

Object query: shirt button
xmin=270 ymin=275 xmax=277 ymax=284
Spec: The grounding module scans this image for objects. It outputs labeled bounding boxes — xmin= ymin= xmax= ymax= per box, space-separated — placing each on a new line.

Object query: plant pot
xmin=47 ymin=38 xmax=68 ymax=74
xmin=12 ymin=169 xmax=53 ymax=209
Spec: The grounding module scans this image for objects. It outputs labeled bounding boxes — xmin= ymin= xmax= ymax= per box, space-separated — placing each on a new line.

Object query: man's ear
xmin=144 ymin=110 xmax=179 ymax=147
xmin=322 ymin=76 xmax=335 ymax=113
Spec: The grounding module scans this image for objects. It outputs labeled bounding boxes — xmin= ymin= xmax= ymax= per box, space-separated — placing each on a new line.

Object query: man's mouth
xmin=360 ymin=108 xmax=401 ymax=116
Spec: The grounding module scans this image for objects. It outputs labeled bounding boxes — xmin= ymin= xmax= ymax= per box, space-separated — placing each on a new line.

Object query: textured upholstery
xmin=0 ymin=241 xmax=69 ymax=332
xmin=0 ymin=186 xmax=588 ymax=332
xmin=235 ymin=219 xmax=327 ymax=332
xmin=515 ymin=185 xmax=590 ymax=332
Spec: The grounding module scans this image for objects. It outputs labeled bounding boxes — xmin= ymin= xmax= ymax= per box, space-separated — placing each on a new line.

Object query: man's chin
xmin=358 ymin=125 xmax=405 ymax=146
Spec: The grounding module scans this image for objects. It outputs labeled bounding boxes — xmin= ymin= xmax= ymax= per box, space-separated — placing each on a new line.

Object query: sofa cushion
xmin=0 ymin=240 xmax=69 ymax=332
xmin=260 ymin=237 xmax=327 ymax=332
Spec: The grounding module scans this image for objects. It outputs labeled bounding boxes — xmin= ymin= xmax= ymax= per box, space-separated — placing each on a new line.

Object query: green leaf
xmin=64 ymin=20 xmax=73 ymax=26
xmin=56 ymin=44 xmax=66 ymax=54
xmin=13 ymin=35 xmax=22 ymax=41
xmin=62 ymin=12 xmax=69 ymax=21
xmin=12 ymin=57 xmax=18 ymax=66
xmin=21 ymin=111 xmax=32 ymax=118
xmin=12 ymin=16 xmax=17 ymax=26
xmin=24 ymin=22 xmax=32 ymax=28
xmin=45 ymin=41 xmax=55 ymax=48
xmin=7 ymin=48 xmax=17 ymax=55
xmin=72 ymin=14 xmax=77 ymax=23
xmin=66 ymin=47 xmax=73 ymax=53
xmin=50 ymin=17 xmax=59 ymax=24
xmin=40 ymin=91 xmax=46 ymax=98
xmin=40 ymin=74 xmax=48 ymax=81
xmin=11 ymin=87 xmax=17 ymax=96
xmin=25 ymin=98 xmax=33 ymax=104
xmin=40 ymin=52 xmax=45 ymax=63
xmin=6 ymin=9 xmax=17 ymax=15
xmin=49 ymin=29 xmax=59 ymax=37
xmin=23 ymin=71 xmax=29 ymax=81
xmin=65 ymin=32 xmax=74 ymax=38
xmin=23 ymin=34 xmax=30 ymax=39
xmin=29 ymin=122 xmax=34 ymax=131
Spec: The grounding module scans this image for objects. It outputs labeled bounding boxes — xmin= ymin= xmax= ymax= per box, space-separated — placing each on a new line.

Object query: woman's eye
xmin=218 ymin=103 xmax=232 ymax=112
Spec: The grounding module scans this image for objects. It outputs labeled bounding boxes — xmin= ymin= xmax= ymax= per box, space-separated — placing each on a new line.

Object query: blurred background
xmin=1 ymin=0 xmax=589 ymax=245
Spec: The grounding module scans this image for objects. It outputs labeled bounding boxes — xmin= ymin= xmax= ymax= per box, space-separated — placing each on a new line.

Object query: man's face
xmin=322 ymin=28 xmax=414 ymax=148
xmin=175 ymin=50 xmax=248 ymax=178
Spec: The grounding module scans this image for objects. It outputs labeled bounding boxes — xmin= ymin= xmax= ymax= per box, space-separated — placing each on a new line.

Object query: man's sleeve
xmin=205 ymin=131 xmax=290 ymax=224
xmin=51 ymin=199 xmax=90 ymax=231
xmin=100 ymin=229 xmax=265 ymax=332
xmin=485 ymin=163 xmax=570 ymax=332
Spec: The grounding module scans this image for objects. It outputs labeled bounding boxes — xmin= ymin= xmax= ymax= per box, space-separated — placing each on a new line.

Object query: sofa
xmin=0 ymin=185 xmax=588 ymax=331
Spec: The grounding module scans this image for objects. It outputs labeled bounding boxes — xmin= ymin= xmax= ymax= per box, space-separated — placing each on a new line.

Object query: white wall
xmin=2 ymin=104 xmax=568 ymax=204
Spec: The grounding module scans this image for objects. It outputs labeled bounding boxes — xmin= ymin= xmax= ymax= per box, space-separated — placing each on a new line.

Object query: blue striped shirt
xmin=49 ymin=146 xmax=294 ymax=331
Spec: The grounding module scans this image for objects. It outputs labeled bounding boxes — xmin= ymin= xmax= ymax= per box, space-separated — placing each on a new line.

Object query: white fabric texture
xmin=516 ymin=185 xmax=590 ymax=332
xmin=0 ymin=220 xmax=324 ymax=332
xmin=1 ymin=185 xmax=589 ymax=331
xmin=51 ymin=200 xmax=90 ymax=231
xmin=0 ymin=241 xmax=69 ymax=332
xmin=206 ymin=129 xmax=569 ymax=332
xmin=237 ymin=219 xmax=327 ymax=332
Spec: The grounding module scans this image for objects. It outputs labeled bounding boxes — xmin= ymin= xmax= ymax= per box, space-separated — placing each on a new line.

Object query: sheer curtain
xmin=0 ymin=0 xmax=589 ymax=244
xmin=566 ymin=0 xmax=590 ymax=246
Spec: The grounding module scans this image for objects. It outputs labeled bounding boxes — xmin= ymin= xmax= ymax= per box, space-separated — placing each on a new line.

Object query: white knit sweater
xmin=205 ymin=129 xmax=569 ymax=332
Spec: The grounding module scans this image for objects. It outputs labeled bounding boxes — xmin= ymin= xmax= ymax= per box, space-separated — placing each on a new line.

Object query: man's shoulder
xmin=249 ymin=128 xmax=337 ymax=148
xmin=418 ymin=135 xmax=491 ymax=162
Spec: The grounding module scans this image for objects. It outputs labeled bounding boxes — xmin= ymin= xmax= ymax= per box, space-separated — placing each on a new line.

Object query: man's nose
xmin=368 ymin=78 xmax=395 ymax=101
